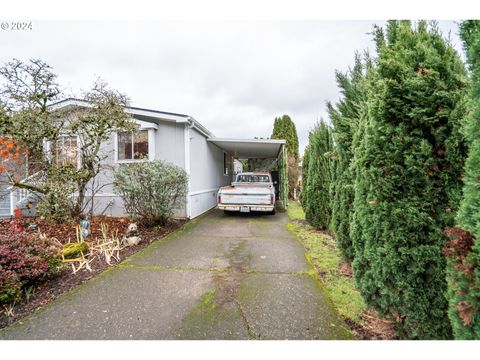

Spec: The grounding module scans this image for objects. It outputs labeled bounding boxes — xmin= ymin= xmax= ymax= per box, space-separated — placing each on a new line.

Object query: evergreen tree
xmin=350 ymin=21 xmax=468 ymax=339
xmin=271 ymin=115 xmax=299 ymax=160
xmin=271 ymin=114 xmax=300 ymax=198
xmin=300 ymin=145 xmax=310 ymax=208
xmin=444 ymin=20 xmax=480 ymax=339
xmin=304 ymin=121 xmax=333 ymax=229
xmin=328 ymin=53 xmax=371 ymax=262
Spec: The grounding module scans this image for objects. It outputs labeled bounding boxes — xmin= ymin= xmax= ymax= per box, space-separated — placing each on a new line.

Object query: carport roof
xmin=207 ymin=138 xmax=285 ymax=158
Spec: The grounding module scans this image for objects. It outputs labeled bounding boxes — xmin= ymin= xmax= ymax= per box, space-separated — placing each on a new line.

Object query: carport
xmin=206 ymin=138 xmax=288 ymax=207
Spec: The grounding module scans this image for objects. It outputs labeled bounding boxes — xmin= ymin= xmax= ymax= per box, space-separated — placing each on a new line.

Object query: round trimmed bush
xmin=113 ymin=160 xmax=188 ymax=226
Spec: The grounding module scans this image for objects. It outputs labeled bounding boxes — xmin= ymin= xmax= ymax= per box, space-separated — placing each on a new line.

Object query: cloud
xmin=0 ymin=20 xmax=461 ymax=155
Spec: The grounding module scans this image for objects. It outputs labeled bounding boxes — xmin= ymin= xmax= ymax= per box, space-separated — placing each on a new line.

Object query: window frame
xmin=54 ymin=135 xmax=80 ymax=168
xmin=114 ymin=128 xmax=155 ymax=164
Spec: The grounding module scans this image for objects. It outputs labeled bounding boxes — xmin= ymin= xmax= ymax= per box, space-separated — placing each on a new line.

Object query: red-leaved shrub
xmin=0 ymin=270 xmax=22 ymax=304
xmin=0 ymin=232 xmax=63 ymax=304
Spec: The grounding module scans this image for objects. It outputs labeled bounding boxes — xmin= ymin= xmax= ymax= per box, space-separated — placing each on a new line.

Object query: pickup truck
xmin=217 ymin=172 xmax=276 ymax=215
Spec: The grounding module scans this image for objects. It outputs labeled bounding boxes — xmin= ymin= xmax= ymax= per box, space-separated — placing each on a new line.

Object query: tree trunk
xmin=11 ymin=181 xmax=45 ymax=194
xmin=72 ymin=183 xmax=86 ymax=219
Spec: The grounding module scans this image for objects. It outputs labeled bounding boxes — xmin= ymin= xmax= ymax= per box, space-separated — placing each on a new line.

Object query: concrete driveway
xmin=0 ymin=209 xmax=351 ymax=340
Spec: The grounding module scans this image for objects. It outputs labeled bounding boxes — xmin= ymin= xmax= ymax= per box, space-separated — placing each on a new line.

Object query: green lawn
xmin=287 ymin=202 xmax=366 ymax=324
xmin=286 ymin=201 xmax=305 ymax=220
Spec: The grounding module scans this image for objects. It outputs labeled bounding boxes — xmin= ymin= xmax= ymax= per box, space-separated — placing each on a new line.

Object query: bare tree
xmin=67 ymin=78 xmax=133 ymax=218
xmin=0 ymin=59 xmax=134 ymax=220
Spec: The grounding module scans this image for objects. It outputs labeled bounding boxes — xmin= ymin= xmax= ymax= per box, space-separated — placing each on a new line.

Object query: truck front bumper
xmin=217 ymin=204 xmax=274 ymax=212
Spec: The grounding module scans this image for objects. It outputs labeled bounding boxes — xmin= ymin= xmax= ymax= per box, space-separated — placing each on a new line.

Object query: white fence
xmin=2 ymin=172 xmax=42 ymax=217
xmin=10 ymin=187 xmax=31 ymax=213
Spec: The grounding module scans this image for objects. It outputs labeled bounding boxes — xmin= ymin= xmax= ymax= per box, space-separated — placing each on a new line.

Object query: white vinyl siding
xmin=188 ymin=128 xmax=231 ymax=218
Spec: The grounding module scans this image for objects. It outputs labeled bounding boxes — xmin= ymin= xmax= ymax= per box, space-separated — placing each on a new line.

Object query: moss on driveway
xmin=286 ymin=202 xmax=366 ymax=325
xmin=1 ymin=208 xmax=352 ymax=340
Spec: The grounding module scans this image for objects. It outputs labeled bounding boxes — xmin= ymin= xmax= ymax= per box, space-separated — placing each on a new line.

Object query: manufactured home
xmin=0 ymin=99 xmax=287 ymax=219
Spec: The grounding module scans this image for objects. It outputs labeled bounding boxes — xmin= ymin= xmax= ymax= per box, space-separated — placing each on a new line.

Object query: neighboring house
xmin=2 ymin=98 xmax=287 ymax=219
xmin=0 ymin=186 xmax=9 ymax=217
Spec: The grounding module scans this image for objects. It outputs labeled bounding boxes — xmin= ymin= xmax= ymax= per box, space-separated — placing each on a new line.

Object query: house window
xmin=117 ymin=130 xmax=149 ymax=161
xmin=55 ymin=136 xmax=78 ymax=166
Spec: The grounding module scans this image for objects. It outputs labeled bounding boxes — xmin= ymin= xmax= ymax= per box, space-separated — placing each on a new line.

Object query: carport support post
xmin=283 ymin=145 xmax=288 ymax=208
xmin=278 ymin=144 xmax=288 ymax=209
xmin=185 ymin=122 xmax=193 ymax=219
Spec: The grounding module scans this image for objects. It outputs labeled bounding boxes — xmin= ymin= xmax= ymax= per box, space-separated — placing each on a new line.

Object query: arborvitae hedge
xmin=271 ymin=114 xmax=299 ymax=160
xmin=272 ymin=114 xmax=300 ymax=198
xmin=328 ymin=54 xmax=370 ymax=262
xmin=350 ymin=21 xmax=468 ymax=339
xmin=304 ymin=121 xmax=333 ymax=229
xmin=300 ymin=145 xmax=310 ymax=208
xmin=444 ymin=20 xmax=480 ymax=339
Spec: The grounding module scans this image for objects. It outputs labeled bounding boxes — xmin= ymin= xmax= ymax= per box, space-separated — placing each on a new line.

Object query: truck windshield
xmin=236 ymin=174 xmax=270 ymax=183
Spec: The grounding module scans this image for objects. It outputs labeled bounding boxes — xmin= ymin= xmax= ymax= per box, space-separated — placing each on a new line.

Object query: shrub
xmin=36 ymin=167 xmax=77 ymax=223
xmin=271 ymin=115 xmax=300 ymax=160
xmin=350 ymin=21 xmax=468 ymax=339
xmin=328 ymin=54 xmax=370 ymax=262
xmin=0 ymin=270 xmax=22 ymax=304
xmin=0 ymin=245 xmax=48 ymax=281
xmin=0 ymin=232 xmax=63 ymax=304
xmin=443 ymin=20 xmax=480 ymax=339
xmin=113 ymin=160 xmax=188 ymax=226
xmin=299 ymin=146 xmax=310 ymax=208
xmin=304 ymin=121 xmax=333 ymax=230
xmin=444 ymin=227 xmax=480 ymax=339
xmin=287 ymin=156 xmax=300 ymax=199
xmin=271 ymin=115 xmax=301 ymax=198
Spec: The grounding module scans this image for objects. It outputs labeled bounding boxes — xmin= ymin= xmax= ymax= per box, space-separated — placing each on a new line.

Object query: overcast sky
xmin=0 ymin=20 xmax=462 ymax=155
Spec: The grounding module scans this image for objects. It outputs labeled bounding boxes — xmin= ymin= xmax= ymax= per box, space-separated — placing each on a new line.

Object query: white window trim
xmin=114 ymin=127 xmax=156 ymax=164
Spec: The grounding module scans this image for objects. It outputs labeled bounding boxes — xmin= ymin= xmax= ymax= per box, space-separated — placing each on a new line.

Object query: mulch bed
xmin=356 ymin=309 xmax=397 ymax=340
xmin=344 ymin=310 xmax=397 ymax=340
xmin=307 ymin=244 xmax=396 ymax=340
xmin=0 ymin=216 xmax=186 ymax=329
xmin=335 ymin=262 xmax=397 ymax=340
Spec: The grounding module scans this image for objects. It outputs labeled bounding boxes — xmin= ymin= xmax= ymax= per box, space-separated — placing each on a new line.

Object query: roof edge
xmin=49 ymin=98 xmax=191 ymax=119
xmin=207 ymin=138 xmax=286 ymax=144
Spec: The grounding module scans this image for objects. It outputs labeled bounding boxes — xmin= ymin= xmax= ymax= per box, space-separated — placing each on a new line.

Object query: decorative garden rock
xmin=27 ymin=223 xmax=38 ymax=231
xmin=124 ymin=223 xmax=141 ymax=246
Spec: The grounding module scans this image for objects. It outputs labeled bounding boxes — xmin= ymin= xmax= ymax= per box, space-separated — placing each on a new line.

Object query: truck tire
xmin=224 ymin=210 xmax=232 ymax=216
xmin=269 ymin=208 xmax=276 ymax=215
